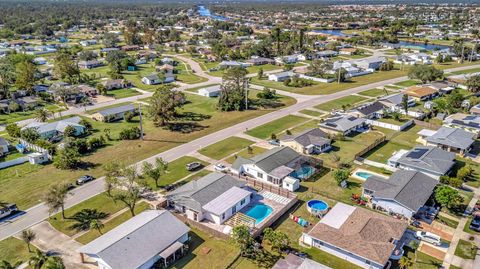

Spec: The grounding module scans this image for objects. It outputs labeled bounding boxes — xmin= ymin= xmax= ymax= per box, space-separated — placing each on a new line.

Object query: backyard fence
xmin=252 ymin=197 xmax=298 ymax=238
xmin=413 ymin=119 xmax=441 ymax=130
xmin=238 ymin=175 xmax=297 ymax=200
xmin=356 ymin=158 xmax=398 ymax=172
xmin=366 ymin=119 xmax=413 ymax=131
xmin=354 ymin=134 xmax=386 ymax=160
xmin=18 ymin=138 xmax=52 ymax=159
xmin=174 ymin=212 xmax=230 ymax=241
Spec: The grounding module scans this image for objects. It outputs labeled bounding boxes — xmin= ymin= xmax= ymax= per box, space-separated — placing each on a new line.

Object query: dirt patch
xmin=419 ymin=244 xmax=446 ymax=260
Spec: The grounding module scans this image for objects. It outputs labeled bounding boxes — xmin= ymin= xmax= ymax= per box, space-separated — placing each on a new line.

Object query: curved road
xmin=1 ymin=63 xmax=479 ymax=241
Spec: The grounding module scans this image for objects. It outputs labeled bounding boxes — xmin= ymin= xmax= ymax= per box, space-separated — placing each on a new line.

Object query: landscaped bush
xmin=119 ymin=126 xmax=141 ymax=140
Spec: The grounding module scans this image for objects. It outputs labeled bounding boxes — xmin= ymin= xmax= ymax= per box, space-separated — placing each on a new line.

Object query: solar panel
xmin=406 ymin=148 xmax=428 ymax=159
xmin=464 ymin=116 xmax=477 ymax=121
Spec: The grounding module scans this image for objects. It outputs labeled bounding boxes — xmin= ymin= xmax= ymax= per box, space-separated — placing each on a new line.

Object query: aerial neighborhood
xmin=1 ymin=1 xmax=480 ymax=269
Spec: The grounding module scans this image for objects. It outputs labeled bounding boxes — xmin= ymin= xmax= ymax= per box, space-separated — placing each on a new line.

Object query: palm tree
xmin=44 ymin=183 xmax=70 ymax=219
xmin=42 ymin=256 xmax=65 ymax=269
xmin=28 ymin=249 xmax=47 ymax=269
xmin=69 ymin=209 xmax=108 ymax=233
xmin=0 ymin=260 xmax=22 ymax=269
xmin=20 ymin=229 xmax=36 ymax=252
xmin=34 ymin=108 xmax=51 ymax=122
xmin=398 ymin=256 xmax=413 ymax=269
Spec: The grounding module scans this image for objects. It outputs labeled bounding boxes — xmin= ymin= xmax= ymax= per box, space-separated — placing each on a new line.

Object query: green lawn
xmin=435 ymin=215 xmax=459 ymax=229
xmin=0 ymin=237 xmax=37 ymax=264
xmin=245 ymin=115 xmax=309 ymax=139
xmin=454 ymin=239 xmax=477 ymax=259
xmin=314 ymin=95 xmax=368 ymax=111
xmin=463 ymin=217 xmax=480 ymax=235
xmin=198 ymin=136 xmax=254 ymax=160
xmin=390 ymin=248 xmax=444 ymax=269
xmin=171 ymin=228 xmax=240 ymax=269
xmin=0 ymin=103 xmax=66 ymax=125
xmin=225 ymin=146 xmax=269 ymax=164
xmin=76 ymin=202 xmax=150 ymax=244
xmin=288 ymin=120 xmax=320 ymax=134
xmin=48 ymin=193 xmax=126 ymax=237
xmin=450 ymin=67 xmax=480 ymax=75
xmin=299 ymin=109 xmax=323 ymax=117
xmin=107 ymin=88 xmax=141 ymax=99
xmin=149 ymin=156 xmax=210 ymax=190
xmin=358 ymin=88 xmax=393 ymax=97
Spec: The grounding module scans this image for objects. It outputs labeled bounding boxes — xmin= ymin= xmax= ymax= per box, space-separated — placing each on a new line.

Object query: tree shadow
xmin=178 ymin=111 xmax=211 ymax=122
xmin=165 ymin=122 xmax=207 ymax=133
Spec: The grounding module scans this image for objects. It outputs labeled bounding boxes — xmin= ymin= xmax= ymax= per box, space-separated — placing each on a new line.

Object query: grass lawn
xmin=463 ymin=217 xmax=480 ymax=235
xmin=450 ymin=67 xmax=480 ymax=75
xmin=198 ymin=136 xmax=254 ymax=160
xmin=171 ymin=228 xmax=240 ymax=269
xmin=246 ymin=115 xmax=309 ymax=139
xmin=107 ymin=88 xmax=141 ymax=99
xmin=376 ymin=117 xmax=411 ymax=125
xmin=435 ymin=215 xmax=459 ymax=229
xmin=456 ymin=157 xmax=480 ymax=188
xmin=174 ymin=58 xmax=209 ymax=84
xmin=48 ymin=193 xmax=126 ymax=237
xmin=299 ymin=109 xmax=323 ymax=117
xmin=0 ymin=237 xmax=37 ymax=264
xmin=225 ymin=146 xmax=268 ymax=164
xmin=251 ymin=68 xmax=409 ymax=95
xmin=394 ymin=80 xmax=419 ymax=87
xmin=229 ymin=257 xmax=261 ymax=269
xmin=0 ymin=103 xmax=65 ymax=125
xmin=288 ymin=120 xmax=320 ymax=134
xmin=1 ymin=92 xmax=296 ymax=210
xmin=149 ymin=156 xmax=210 ymax=190
xmin=314 ymin=95 xmax=368 ymax=111
xmin=390 ymin=248 xmax=443 ymax=269
xmin=454 ymin=239 xmax=477 ymax=259
xmin=358 ymin=88 xmax=393 ymax=97
xmin=75 ymin=202 xmax=150 ymax=244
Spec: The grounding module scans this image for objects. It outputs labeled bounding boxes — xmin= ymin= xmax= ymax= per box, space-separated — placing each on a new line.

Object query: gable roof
xmin=307 ymin=203 xmax=407 ymax=266
xmin=354 ymin=101 xmax=387 ymax=116
xmin=248 ymin=146 xmax=302 ymax=174
xmin=426 ymin=127 xmax=475 ymax=150
xmin=96 ymin=104 xmax=136 ymax=117
xmin=444 ymin=113 xmax=480 ymax=130
xmin=396 ymin=146 xmax=455 ymax=175
xmin=79 ymin=210 xmax=189 ymax=269
xmin=319 ymin=115 xmax=366 ymax=132
xmin=23 ymin=116 xmax=83 ymax=135
xmin=405 ymin=86 xmax=438 ymax=98
xmin=166 ymin=172 xmax=245 ymax=212
xmin=281 ymin=128 xmax=331 ymax=147
xmin=363 ymin=170 xmax=438 ymax=212
xmin=379 ymin=93 xmax=413 ymax=106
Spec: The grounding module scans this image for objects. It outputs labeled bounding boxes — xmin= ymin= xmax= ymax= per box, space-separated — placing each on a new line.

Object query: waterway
xmin=198 ymin=5 xmax=228 ymax=21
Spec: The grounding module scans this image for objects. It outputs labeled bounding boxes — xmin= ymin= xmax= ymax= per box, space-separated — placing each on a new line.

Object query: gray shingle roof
xmin=78 ymin=210 xmax=189 ymax=269
xmin=249 ymin=147 xmax=302 ymax=174
xmin=426 ymin=127 xmax=475 ymax=150
xmin=320 ymin=115 xmax=366 ymax=132
xmin=22 ymin=116 xmax=83 ymax=135
xmin=355 ymin=101 xmax=386 ymax=116
xmin=281 ymin=128 xmax=331 ymax=148
xmin=96 ymin=104 xmax=136 ymax=117
xmin=363 ymin=170 xmax=438 ymax=212
xmin=166 ymin=172 xmax=245 ymax=212
xmin=397 ymin=146 xmax=455 ymax=175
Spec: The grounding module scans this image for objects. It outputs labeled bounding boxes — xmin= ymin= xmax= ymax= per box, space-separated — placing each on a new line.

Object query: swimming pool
xmin=290 ymin=165 xmax=315 ymax=179
xmin=245 ymin=204 xmax=273 ymax=225
xmin=355 ymin=171 xmax=373 ymax=180
xmin=307 ymin=200 xmax=329 ymax=215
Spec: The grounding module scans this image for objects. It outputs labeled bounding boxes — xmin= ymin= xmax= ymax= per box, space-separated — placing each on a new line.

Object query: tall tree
xmin=34 ymin=108 xmax=51 ymax=122
xmin=69 ymin=209 xmax=108 ymax=234
xmin=217 ymin=67 xmax=249 ymax=111
xmin=14 ymin=61 xmax=36 ymax=94
xmin=231 ymin=225 xmax=255 ymax=258
xmin=0 ymin=57 xmax=16 ymax=99
xmin=147 ymin=86 xmax=185 ymax=126
xmin=142 ymin=157 xmax=168 ymax=188
xmin=42 ymin=257 xmax=65 ymax=269
xmin=28 ymin=249 xmax=47 ymax=269
xmin=466 ymin=74 xmax=480 ymax=93
xmin=402 ymin=94 xmax=409 ymax=114
xmin=398 ymin=256 xmax=413 ymax=269
xmin=52 ymin=52 xmax=80 ymax=83
xmin=20 ymin=229 xmax=36 ymax=252
xmin=408 ymin=65 xmax=443 ymax=83
xmin=44 ymin=183 xmax=71 ymax=219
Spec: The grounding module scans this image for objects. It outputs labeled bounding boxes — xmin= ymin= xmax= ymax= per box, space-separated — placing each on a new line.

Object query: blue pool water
xmin=245 ymin=204 xmax=273 ymax=225
xmin=290 ymin=165 xmax=315 ymax=179
xmin=198 ymin=6 xmax=228 ymax=21
xmin=311 ymin=29 xmax=349 ymax=37
xmin=356 ymin=171 xmax=373 ymax=180
xmin=307 ymin=200 xmax=328 ymax=211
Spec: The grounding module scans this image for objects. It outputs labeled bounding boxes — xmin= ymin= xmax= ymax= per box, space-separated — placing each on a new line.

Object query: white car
xmin=214 ymin=164 xmax=227 ymax=172
xmin=415 ymin=231 xmax=441 ymax=246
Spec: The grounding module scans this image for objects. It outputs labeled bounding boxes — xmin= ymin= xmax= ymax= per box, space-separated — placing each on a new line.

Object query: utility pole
xmin=138 ymin=103 xmax=144 ymax=141
xmin=337 ymin=61 xmax=343 ymax=84
xmin=244 ymin=78 xmax=250 ymax=109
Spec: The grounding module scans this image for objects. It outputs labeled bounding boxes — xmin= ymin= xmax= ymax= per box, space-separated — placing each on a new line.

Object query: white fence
xmin=18 ymin=138 xmax=51 ymax=159
xmin=357 ymin=158 xmax=398 ymax=172
xmin=0 ymin=157 xmax=29 ymax=169
xmin=366 ymin=119 xmax=413 ymax=131
xmin=297 ymin=74 xmax=335 ymax=83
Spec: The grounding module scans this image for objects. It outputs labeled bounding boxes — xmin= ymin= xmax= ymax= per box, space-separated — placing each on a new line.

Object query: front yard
xmin=314 ymin=95 xmax=368 ymax=111
xmin=245 ymin=115 xmax=309 ymax=139
xmin=454 ymin=239 xmax=477 ymax=259
xmin=198 ymin=136 xmax=255 ymax=160
xmin=0 ymin=237 xmax=37 ymax=265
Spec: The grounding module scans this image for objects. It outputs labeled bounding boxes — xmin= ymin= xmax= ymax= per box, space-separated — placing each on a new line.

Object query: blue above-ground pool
xmin=290 ymin=165 xmax=315 ymax=180
xmin=307 ymin=200 xmax=329 ymax=215
xmin=245 ymin=204 xmax=273 ymax=225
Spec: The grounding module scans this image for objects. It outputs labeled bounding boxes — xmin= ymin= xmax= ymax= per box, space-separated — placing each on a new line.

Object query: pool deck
xmin=351 ymin=168 xmax=389 ymax=181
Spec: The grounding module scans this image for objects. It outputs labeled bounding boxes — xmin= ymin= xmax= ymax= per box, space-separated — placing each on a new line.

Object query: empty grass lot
xmin=198 ymin=136 xmax=254 ymax=160
xmin=107 ymin=88 xmax=141 ymax=99
xmin=76 ymin=202 xmax=150 ymax=244
xmin=357 ymin=88 xmax=393 ymax=97
xmin=225 ymin=146 xmax=268 ymax=164
xmin=299 ymin=109 xmax=323 ymax=117
xmin=394 ymin=80 xmax=419 ymax=87
xmin=314 ymin=95 xmax=368 ymax=111
xmin=0 ymin=237 xmax=37 ymax=264
xmin=454 ymin=239 xmax=477 ymax=259
xmin=148 ymin=156 xmax=209 ymax=190
xmin=246 ymin=115 xmax=309 ymax=139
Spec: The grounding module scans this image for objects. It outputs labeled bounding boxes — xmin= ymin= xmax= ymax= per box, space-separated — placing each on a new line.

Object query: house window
xmin=240 ymin=199 xmax=245 ymax=205
xmin=365 ymin=260 xmax=371 ymax=265
xmin=222 ymin=213 xmax=225 ymax=220
xmin=257 ymin=172 xmax=263 ymax=178
xmin=232 ymin=206 xmax=237 ymax=214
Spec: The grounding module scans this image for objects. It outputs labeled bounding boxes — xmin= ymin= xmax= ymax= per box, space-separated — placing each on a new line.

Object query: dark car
xmin=186 ymin=162 xmax=202 ymax=171
xmin=470 ymin=214 xmax=480 ymax=232
xmin=76 ymin=175 xmax=95 ymax=185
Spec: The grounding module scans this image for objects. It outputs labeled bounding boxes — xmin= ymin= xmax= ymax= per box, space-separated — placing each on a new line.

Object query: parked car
xmin=186 ymin=162 xmax=202 ymax=171
xmin=469 ymin=213 xmax=480 ymax=232
xmin=214 ymin=164 xmax=227 ymax=172
xmin=415 ymin=231 xmax=441 ymax=246
xmin=0 ymin=203 xmax=18 ymax=219
xmin=76 ymin=175 xmax=95 ymax=185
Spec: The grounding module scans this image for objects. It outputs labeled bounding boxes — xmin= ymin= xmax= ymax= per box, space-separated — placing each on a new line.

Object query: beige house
xmin=280 ymin=128 xmax=331 ymax=154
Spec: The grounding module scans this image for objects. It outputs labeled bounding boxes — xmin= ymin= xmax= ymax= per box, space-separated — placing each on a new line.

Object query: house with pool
xmin=362 ymin=170 xmax=438 ymax=219
xmin=301 ymin=202 xmax=408 ymax=269
xmin=165 ymin=172 xmax=296 ymax=234
xmin=231 ymin=146 xmax=318 ymax=191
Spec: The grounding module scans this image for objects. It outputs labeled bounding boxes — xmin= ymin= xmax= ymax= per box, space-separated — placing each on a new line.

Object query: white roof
xmin=283 ymin=176 xmax=298 ymax=185
xmin=319 ymin=202 xmax=356 ymax=229
xmin=417 ymin=129 xmax=436 ymax=137
xmin=202 ymin=186 xmax=251 ymax=215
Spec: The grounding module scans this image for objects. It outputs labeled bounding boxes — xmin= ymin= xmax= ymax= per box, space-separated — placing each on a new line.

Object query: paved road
xmin=1 ymin=64 xmax=479 ymax=241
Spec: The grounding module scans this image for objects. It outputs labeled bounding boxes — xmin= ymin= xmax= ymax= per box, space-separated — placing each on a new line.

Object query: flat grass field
xmin=107 ymin=88 xmax=141 ymax=99
xmin=246 ymin=114 xmax=309 ymax=139
xmin=0 ymin=237 xmax=37 ymax=264
xmin=225 ymin=146 xmax=268 ymax=164
xmin=299 ymin=109 xmax=323 ymax=117
xmin=357 ymin=88 xmax=394 ymax=97
xmin=0 ymin=92 xmax=296 ymax=210
xmin=0 ymin=103 xmax=65 ymax=125
xmin=198 ymin=136 xmax=254 ymax=160
xmin=314 ymin=95 xmax=368 ymax=111
xmin=454 ymin=239 xmax=477 ymax=259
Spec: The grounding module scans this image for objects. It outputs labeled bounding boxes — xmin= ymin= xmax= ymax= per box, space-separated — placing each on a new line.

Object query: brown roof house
xmin=404 ymin=85 xmax=439 ymax=101
xmin=301 ymin=202 xmax=408 ymax=269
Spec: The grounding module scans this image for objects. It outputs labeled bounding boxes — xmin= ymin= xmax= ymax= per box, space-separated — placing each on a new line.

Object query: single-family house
xmin=79 ymin=40 xmax=98 ymax=47
xmin=22 ymin=116 xmax=85 ymax=139
xmin=121 ymin=45 xmax=141 ymax=51
xmin=447 ymin=72 xmax=480 ymax=89
xmin=91 ymin=104 xmax=138 ymax=122
xmin=275 ymin=55 xmax=301 ymax=65
xmin=318 ymin=115 xmax=367 ymax=136
xmin=418 ymin=126 xmax=475 ymax=155
xmin=218 ymin=61 xmax=249 ymax=69
xmin=79 ymin=210 xmax=190 ymax=269
xmin=166 ymin=172 xmax=252 ymax=225
xmin=0 ymin=137 xmax=9 ymax=154
xmin=15 ymin=96 xmax=39 ymax=110
xmin=198 ymin=85 xmax=222 ymax=97
xmin=443 ymin=113 xmax=480 ymax=137
xmin=387 ymin=146 xmax=456 ymax=179
xmin=268 ymin=71 xmax=294 ymax=82
xmin=33 ymin=57 xmax=47 ymax=65
xmin=349 ymin=101 xmax=387 ymax=119
xmin=429 ymin=81 xmax=456 ymax=94
xmin=78 ymin=60 xmax=102 ymax=69
xmin=404 ymin=85 xmax=439 ymax=101
xmin=362 ymin=170 xmax=438 ymax=219
xmin=339 ymin=48 xmax=358 ymax=55
xmin=141 ymin=74 xmax=175 ymax=85
xmin=301 ymin=202 xmax=407 ymax=269
xmin=311 ymin=50 xmax=338 ymax=59
xmin=231 ymin=146 xmax=314 ymax=185
xmin=100 ymin=79 xmax=131 ymax=90
xmin=280 ymin=128 xmax=331 ymax=154
xmin=76 ymin=85 xmax=98 ymax=97
xmin=354 ymin=57 xmax=386 ymax=70
xmin=246 ymin=57 xmax=275 ymax=66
